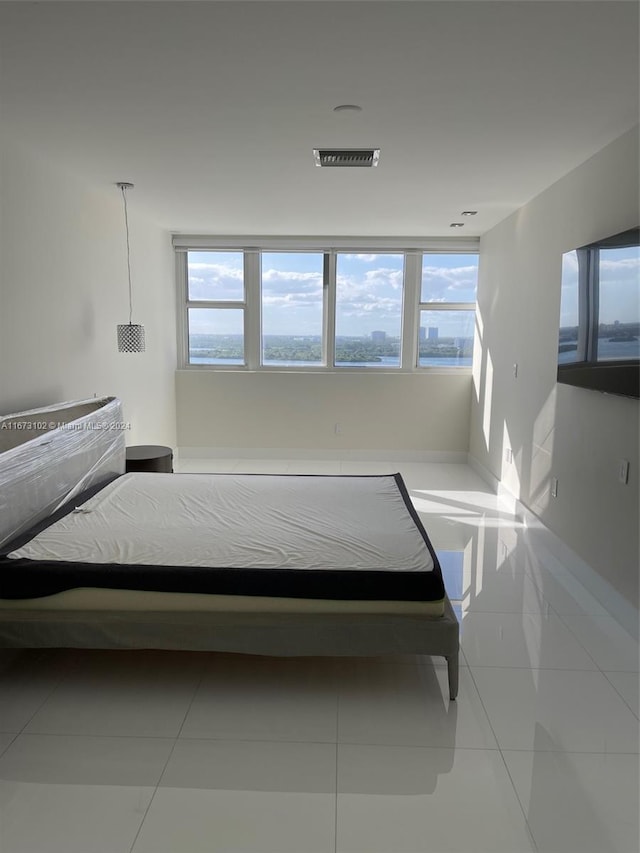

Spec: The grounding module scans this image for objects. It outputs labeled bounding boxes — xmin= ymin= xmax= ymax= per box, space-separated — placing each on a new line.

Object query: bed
xmin=0 ymin=398 xmax=459 ymax=699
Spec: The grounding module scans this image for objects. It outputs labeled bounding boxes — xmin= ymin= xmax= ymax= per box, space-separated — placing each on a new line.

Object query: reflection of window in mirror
xmin=597 ymin=245 xmax=640 ymax=362
xmin=557 ymin=227 xmax=640 ymax=399
xmin=558 ymin=250 xmax=581 ymax=364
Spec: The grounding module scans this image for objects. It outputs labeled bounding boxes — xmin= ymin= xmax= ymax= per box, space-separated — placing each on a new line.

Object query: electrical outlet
xmin=619 ymin=459 xmax=630 ymax=485
xmin=505 ymin=447 xmax=513 ymax=464
xmin=513 ymin=363 xmax=518 ymax=379
xmin=334 ymin=423 xmax=342 ymax=435
xmin=551 ymin=477 xmax=558 ymax=498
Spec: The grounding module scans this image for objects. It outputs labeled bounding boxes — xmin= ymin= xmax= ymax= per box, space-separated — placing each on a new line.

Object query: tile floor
xmin=0 ymin=460 xmax=637 ymax=852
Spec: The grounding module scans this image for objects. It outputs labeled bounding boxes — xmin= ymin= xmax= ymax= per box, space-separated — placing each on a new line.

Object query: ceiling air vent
xmin=313 ymin=148 xmax=380 ymax=168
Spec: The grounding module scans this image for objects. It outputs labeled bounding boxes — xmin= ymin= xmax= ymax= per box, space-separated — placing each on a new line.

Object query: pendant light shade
xmin=116 ymin=181 xmax=146 ymax=353
xmin=117 ymin=323 xmax=146 ymax=353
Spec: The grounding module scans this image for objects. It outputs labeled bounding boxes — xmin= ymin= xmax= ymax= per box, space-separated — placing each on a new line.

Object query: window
xmin=177 ymin=241 xmax=479 ymax=371
xmin=418 ymin=254 xmax=478 ymax=367
xmin=335 ymin=253 xmax=404 ymax=367
xmin=261 ymin=253 xmax=325 ymax=366
xmin=186 ymin=252 xmax=246 ymax=365
xmin=557 ymin=228 xmax=640 ymax=399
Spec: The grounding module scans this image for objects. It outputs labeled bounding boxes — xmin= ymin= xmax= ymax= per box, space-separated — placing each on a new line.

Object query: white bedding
xmin=9 ymin=472 xmax=436 ymax=574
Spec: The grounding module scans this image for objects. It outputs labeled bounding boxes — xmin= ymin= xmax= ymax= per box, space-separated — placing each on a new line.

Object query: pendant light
xmin=116 ymin=181 xmax=146 ymax=352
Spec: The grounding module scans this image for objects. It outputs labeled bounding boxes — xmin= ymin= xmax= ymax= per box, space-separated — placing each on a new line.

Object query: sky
xmin=187 ymin=251 xmax=479 ymax=338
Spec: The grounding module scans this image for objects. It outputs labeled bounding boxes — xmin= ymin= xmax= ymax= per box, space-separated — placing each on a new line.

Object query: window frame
xmin=175 ymin=237 xmax=479 ymax=373
xmin=557 ymin=227 xmax=640 ymax=399
xmin=179 ymin=249 xmax=251 ymax=369
xmin=334 ymin=250 xmax=409 ymax=370
xmin=417 ymin=253 xmax=478 ymax=370
xmin=259 ymin=250 xmax=328 ymax=369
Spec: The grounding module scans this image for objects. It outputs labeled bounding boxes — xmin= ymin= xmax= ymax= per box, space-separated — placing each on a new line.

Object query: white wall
xmin=177 ymin=370 xmax=472 ymax=455
xmin=470 ymin=127 xmax=639 ymax=607
xmin=0 ymin=137 xmax=177 ymax=447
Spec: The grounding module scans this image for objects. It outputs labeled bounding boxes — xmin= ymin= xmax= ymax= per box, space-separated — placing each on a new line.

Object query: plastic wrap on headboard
xmin=0 ymin=396 xmax=126 ymax=548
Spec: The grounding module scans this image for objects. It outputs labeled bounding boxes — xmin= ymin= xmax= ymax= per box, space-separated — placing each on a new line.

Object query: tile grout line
xmin=464 ymin=660 xmax=541 ymax=851
xmin=0 ymin=731 xmax=19 ymax=759
xmin=496 ymin=748 xmax=540 ymax=852
xmin=541 ymin=601 xmax=630 ymax=674
xmin=127 ymin=657 xmax=209 ymax=853
xmin=600 ymin=670 xmax=640 ymax=721
xmin=7 ymin=649 xmax=81 ymax=738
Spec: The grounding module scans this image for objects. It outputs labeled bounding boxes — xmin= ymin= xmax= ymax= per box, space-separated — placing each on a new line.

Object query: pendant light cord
xmin=120 ymin=183 xmax=134 ymax=325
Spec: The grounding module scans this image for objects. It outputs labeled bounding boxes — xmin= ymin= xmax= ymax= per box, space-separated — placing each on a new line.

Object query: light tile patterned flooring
xmin=0 ymin=460 xmax=637 ymax=852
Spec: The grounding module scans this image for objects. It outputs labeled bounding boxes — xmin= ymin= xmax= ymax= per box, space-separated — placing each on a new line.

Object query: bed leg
xmin=446 ymin=654 xmax=459 ymax=701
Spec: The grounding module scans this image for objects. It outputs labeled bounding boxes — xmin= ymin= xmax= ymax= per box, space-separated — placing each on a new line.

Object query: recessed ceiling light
xmin=450 ymin=223 xmax=465 ymax=228
xmin=461 ymin=210 xmax=477 ymax=216
xmin=333 ymin=104 xmax=363 ymax=113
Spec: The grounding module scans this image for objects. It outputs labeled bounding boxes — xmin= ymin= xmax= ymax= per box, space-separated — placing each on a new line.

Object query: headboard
xmin=0 ymin=397 xmax=126 ymax=548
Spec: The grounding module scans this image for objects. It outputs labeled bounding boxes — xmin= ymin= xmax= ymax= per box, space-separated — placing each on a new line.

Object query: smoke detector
xmin=313 ymin=148 xmax=380 ymax=167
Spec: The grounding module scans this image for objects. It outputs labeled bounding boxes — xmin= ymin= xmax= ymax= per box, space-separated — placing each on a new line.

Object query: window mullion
xmin=419 ymin=302 xmax=476 ymax=312
xmin=244 ymin=250 xmax=260 ymax=369
xmin=324 ymin=252 xmax=336 ymax=367
xmin=587 ymin=247 xmax=600 ymax=361
xmin=402 ymin=252 xmax=420 ymax=370
xmin=186 ymin=300 xmax=245 ymax=309
xmin=177 ymin=250 xmax=189 ymax=367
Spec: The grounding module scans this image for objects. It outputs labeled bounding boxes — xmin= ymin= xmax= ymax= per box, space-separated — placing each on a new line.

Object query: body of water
xmin=558 ymin=337 xmax=639 ymax=364
xmin=190 ymin=354 xmax=471 ymax=367
xmin=596 ymin=338 xmax=640 ymax=360
xmin=190 ymin=356 xmax=244 ymax=365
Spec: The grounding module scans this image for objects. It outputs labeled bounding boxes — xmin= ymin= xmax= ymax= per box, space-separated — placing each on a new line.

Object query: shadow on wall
xmin=0 ymin=389 xmax=67 ymax=418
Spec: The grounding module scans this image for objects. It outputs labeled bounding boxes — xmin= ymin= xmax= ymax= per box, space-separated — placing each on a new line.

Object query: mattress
xmin=1 ymin=472 xmax=445 ymax=609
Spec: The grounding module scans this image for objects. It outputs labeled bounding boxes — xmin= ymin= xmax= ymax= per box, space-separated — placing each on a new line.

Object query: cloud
xmin=261 ymin=269 xmax=323 ymax=299
xmin=187 ymin=261 xmax=244 ymax=300
xmin=262 ymin=292 xmax=324 ymax=308
xmin=188 ymin=262 xmax=243 ymax=277
xmin=599 ymin=255 xmax=640 ymax=283
xmin=364 ymin=268 xmax=404 ymax=290
xmin=334 ymin=266 xmax=404 ymax=332
xmin=342 ymin=296 xmax=400 ymax=315
xmin=421 ymin=263 xmax=478 ymax=302
xmin=261 ymin=258 xmax=405 ymax=331
xmin=261 ymin=268 xmax=323 ymax=283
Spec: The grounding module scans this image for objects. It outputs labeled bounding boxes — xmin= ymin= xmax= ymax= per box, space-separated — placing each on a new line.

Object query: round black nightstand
xmin=125 ymin=445 xmax=174 ymax=473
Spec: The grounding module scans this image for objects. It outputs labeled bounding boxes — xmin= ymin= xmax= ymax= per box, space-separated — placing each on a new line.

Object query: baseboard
xmin=466 ymin=453 xmax=500 ymax=492
xmin=467 ymin=454 xmax=638 ymax=638
xmin=467 ymin=453 xmax=520 ymax=513
xmin=501 ymin=478 xmax=638 ymax=640
xmin=518 ymin=503 xmax=639 ymax=640
xmin=177 ymin=447 xmax=469 ymax=463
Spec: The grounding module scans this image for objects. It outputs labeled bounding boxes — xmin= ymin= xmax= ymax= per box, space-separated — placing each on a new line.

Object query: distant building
xmin=428 ymin=327 xmax=438 ymax=340
xmin=419 ymin=326 xmax=426 ymax=341
xmin=371 ymin=330 xmax=386 ymax=343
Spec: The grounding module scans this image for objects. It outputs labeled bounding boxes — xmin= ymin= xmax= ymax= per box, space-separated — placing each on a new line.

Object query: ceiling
xmin=0 ymin=1 xmax=638 ymax=237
